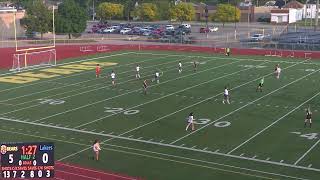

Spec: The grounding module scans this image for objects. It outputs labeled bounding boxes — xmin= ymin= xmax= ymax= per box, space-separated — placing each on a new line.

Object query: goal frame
xmin=11 ymin=49 xmax=57 ymax=72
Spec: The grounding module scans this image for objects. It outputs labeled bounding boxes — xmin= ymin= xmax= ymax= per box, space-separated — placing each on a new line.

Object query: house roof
xmin=283 ymin=0 xmax=304 ymax=9
xmin=271 ymin=9 xmax=289 ymax=13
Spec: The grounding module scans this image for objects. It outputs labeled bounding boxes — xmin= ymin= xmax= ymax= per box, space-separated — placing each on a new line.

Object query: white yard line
xmin=0 ymin=58 xmax=195 ymax=116
xmin=53 ymin=59 xmax=307 ymax=162
xmin=294 ymin=139 xmax=320 ymax=165
xmin=0 ymin=54 xmax=177 ymax=103
xmin=0 ymin=129 xmax=309 ymax=180
xmin=0 ymin=52 xmax=135 ymax=93
xmin=32 ymin=60 xmax=242 ymax=123
xmin=134 ymin=52 xmax=320 ymax=66
xmin=169 ymin=68 xmax=320 ymax=145
xmin=74 ymin=60 xmax=260 ymax=128
xmin=0 ymin=117 xmax=319 ymax=173
xmin=228 ymin=91 xmax=320 ymax=155
xmin=0 ymin=52 xmax=136 ymax=77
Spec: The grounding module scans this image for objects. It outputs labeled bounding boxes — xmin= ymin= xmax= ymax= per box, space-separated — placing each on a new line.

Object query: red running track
xmin=53 ymin=161 xmax=142 ymax=180
xmin=4 ymin=161 xmax=142 ymax=180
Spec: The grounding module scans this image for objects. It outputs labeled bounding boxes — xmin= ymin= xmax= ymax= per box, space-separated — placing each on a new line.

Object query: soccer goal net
xmin=12 ymin=49 xmax=56 ymax=71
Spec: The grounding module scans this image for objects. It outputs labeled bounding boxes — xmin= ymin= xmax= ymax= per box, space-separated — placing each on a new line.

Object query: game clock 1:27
xmin=0 ymin=142 xmax=54 ymax=178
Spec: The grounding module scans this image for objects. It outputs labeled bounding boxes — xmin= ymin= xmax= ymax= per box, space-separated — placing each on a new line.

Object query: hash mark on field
xmin=291 ymin=132 xmax=301 ymax=135
xmin=203 ymin=147 xmax=208 ymax=150
xmin=266 ymin=157 xmax=271 ymax=161
xmin=308 ymin=164 xmax=312 ymax=168
xmin=280 ymin=160 xmax=284 ymax=163
xmin=91 ymin=129 xmax=96 ymax=132
xmin=252 ymin=155 xmax=257 ymax=159
xmin=215 ymin=149 xmax=220 ymax=152
xmin=100 ymin=131 xmax=105 ymax=133
xmin=137 ymin=137 xmax=143 ymax=140
xmin=192 ymin=145 xmax=197 ymax=149
xmin=64 ymin=125 xmax=70 ymax=128
xmin=128 ymin=135 xmax=133 ymax=138
xmin=109 ymin=132 xmax=114 ymax=135
xmin=159 ymin=140 xmax=164 ymax=143
xmin=180 ymin=144 xmax=185 ymax=147
xmin=149 ymin=138 xmax=153 ymax=141
xmin=240 ymin=153 xmax=244 ymax=157
xmin=81 ymin=128 xmax=87 ymax=131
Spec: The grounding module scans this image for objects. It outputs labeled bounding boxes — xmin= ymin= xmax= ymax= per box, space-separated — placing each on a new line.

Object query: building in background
xmin=270 ymin=0 xmax=303 ymax=24
xmin=304 ymin=0 xmax=320 ymax=19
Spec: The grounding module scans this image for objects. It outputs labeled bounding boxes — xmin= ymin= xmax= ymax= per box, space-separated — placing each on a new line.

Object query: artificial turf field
xmin=0 ymin=50 xmax=320 ymax=179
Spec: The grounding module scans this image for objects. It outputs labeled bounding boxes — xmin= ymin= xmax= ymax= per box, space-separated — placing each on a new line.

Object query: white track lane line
xmin=0 ymin=129 xmax=308 ymax=180
xmin=0 ymin=117 xmax=319 ymax=174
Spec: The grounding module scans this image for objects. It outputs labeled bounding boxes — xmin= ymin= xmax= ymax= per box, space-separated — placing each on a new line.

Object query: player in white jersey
xmin=222 ymin=86 xmax=230 ymax=104
xmin=153 ymin=71 xmax=160 ymax=83
xmin=92 ymin=139 xmax=101 ymax=161
xmin=109 ymin=70 xmax=116 ymax=87
xmin=185 ymin=112 xmax=195 ymax=131
xmin=274 ymin=64 xmax=281 ymax=79
xmin=178 ymin=61 xmax=182 ymax=73
xmin=136 ymin=65 xmax=141 ymax=79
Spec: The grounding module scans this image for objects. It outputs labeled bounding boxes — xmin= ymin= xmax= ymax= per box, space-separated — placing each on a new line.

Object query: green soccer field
xmin=1 ymin=50 xmax=320 ymax=179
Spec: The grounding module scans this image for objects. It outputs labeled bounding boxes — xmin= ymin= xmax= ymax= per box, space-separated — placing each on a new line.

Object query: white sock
xmin=186 ymin=123 xmax=190 ymax=131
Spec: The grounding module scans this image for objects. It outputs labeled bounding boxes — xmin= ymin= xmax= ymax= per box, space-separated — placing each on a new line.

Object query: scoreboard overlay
xmin=0 ymin=142 xmax=54 ymax=178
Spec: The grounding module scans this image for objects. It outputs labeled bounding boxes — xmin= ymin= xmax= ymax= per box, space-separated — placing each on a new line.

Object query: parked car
xmin=142 ymin=30 xmax=152 ymax=36
xmin=103 ymin=27 xmax=116 ymax=33
xmin=165 ymin=25 xmax=174 ymax=31
xmin=181 ymin=23 xmax=191 ymax=29
xmin=200 ymin=27 xmax=209 ymax=33
xmin=250 ymin=34 xmax=265 ymax=41
xmin=209 ymin=26 xmax=219 ymax=32
xmin=200 ymin=27 xmax=218 ymax=33
xmin=120 ymin=28 xmax=132 ymax=34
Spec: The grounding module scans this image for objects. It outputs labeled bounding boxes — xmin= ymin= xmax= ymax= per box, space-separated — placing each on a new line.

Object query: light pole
xmin=205 ymin=5 xmax=209 ymax=38
xmin=315 ymin=0 xmax=319 ymax=31
xmin=234 ymin=1 xmax=237 ymax=40
xmin=92 ymin=0 xmax=95 ymax=21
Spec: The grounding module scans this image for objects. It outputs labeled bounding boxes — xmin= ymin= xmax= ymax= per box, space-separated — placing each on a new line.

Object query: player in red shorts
xmin=96 ymin=64 xmax=101 ymax=78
